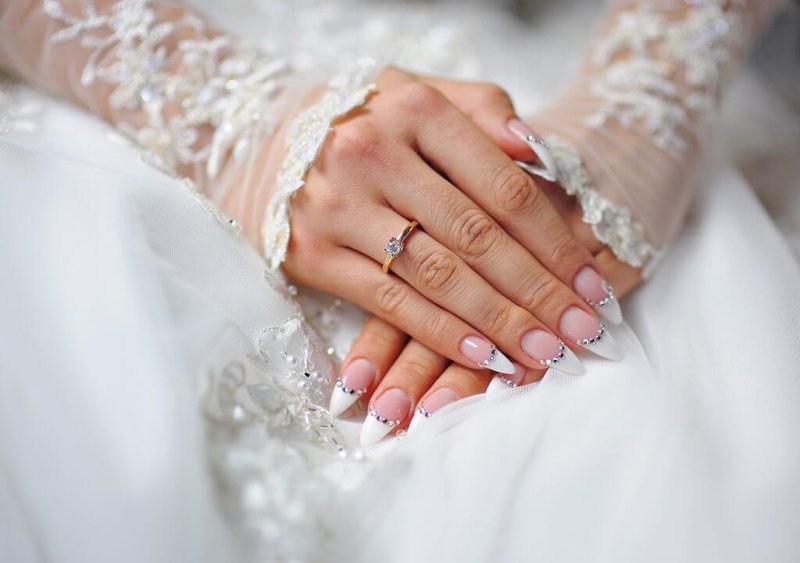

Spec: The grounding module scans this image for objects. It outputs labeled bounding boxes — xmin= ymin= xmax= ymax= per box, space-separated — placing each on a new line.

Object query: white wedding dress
xmin=1 ymin=1 xmax=799 ymax=562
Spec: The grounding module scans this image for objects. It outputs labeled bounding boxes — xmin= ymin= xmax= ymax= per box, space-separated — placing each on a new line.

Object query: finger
xmin=386 ymin=85 xmax=619 ymax=332
xmin=594 ymin=248 xmax=643 ymax=299
xmin=360 ymin=340 xmax=449 ymax=446
xmin=312 ymin=246 xmax=518 ymax=376
xmin=406 ymin=361 xmax=493 ymax=434
xmin=380 ymin=154 xmax=609 ymax=365
xmin=419 ymin=77 xmax=534 ymax=162
xmin=346 ymin=205 xmax=589 ymax=374
xmin=329 ymin=316 xmax=409 ymax=417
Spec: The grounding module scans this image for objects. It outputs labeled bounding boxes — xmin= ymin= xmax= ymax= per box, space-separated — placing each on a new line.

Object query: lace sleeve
xmin=526 ymin=0 xmax=789 ymax=275
xmin=0 ymin=0 xmax=379 ymax=258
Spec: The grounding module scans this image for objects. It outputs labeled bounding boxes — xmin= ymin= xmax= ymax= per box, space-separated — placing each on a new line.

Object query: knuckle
xmin=520 ymin=275 xmax=561 ymax=312
xmin=481 ymin=301 xmax=518 ymax=336
xmin=479 ymin=83 xmax=512 ymax=106
xmin=374 ymin=278 xmax=408 ymax=316
xmin=396 ymin=81 xmax=445 ymax=115
xmin=330 ymin=121 xmax=381 ymax=162
xmin=546 ymin=235 xmax=584 ymax=265
xmin=453 ymin=208 xmax=500 ymax=260
xmin=417 ymin=248 xmax=459 ymax=294
xmin=398 ymin=355 xmax=436 ymax=381
xmin=491 ymin=164 xmax=539 ymax=215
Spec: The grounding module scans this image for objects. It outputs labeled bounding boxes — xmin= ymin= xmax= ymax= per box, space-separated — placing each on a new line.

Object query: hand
xmin=338 ymin=234 xmax=641 ymax=446
xmin=285 ymin=67 xmax=622 ymax=388
xmin=324 ymin=84 xmax=643 ymax=445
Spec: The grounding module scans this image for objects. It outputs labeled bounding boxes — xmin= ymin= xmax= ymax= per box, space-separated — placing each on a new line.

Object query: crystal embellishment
xmin=384 ymin=237 xmax=404 ymax=258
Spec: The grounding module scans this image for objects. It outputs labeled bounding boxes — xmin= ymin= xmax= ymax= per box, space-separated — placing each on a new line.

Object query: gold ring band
xmin=382 ymin=220 xmax=419 ymax=274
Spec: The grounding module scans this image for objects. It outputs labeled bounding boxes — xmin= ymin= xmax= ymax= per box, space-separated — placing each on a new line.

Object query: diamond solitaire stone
xmin=384 ymin=237 xmax=404 ymax=257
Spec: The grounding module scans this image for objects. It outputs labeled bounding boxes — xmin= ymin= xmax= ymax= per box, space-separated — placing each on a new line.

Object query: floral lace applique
xmin=587 ymin=0 xmax=747 ymax=153
xmin=44 ymin=0 xmax=291 ymax=181
xmin=545 ymin=135 xmax=661 ymax=271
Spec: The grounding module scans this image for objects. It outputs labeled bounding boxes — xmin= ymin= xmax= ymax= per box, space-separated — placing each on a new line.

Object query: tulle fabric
xmin=528 ymin=0 xmax=788 ymax=271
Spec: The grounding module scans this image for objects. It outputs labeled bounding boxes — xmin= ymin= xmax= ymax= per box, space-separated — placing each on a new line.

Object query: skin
xmin=284 ymin=67 xmax=615 ymax=379
xmin=331 ymin=73 xmax=644 ymax=430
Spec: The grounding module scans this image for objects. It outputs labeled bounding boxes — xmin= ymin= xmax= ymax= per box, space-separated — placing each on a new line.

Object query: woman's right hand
xmin=285 ymin=67 xmax=623 ymax=382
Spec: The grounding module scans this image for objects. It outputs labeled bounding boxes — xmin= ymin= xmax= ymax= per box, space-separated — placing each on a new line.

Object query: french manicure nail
xmin=408 ymin=388 xmax=459 ymax=433
xmin=508 ymin=118 xmax=557 ymax=182
xmin=460 ymin=336 xmax=515 ymax=375
xmin=487 ymin=362 xmax=529 ymax=394
xmin=559 ymin=307 xmax=623 ymax=361
xmin=360 ymin=388 xmax=412 ymax=447
xmin=329 ymin=358 xmax=376 ymax=417
xmin=520 ymin=329 xmax=584 ymax=375
xmin=574 ymin=266 xmax=622 ymax=325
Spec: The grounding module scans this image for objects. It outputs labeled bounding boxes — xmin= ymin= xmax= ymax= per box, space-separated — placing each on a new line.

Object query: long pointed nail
xmin=509 ymin=119 xmax=557 ymax=182
xmin=329 ymin=358 xmax=376 ymax=417
xmin=560 ymin=307 xmax=623 ymax=361
xmin=408 ymin=388 xmax=459 ymax=433
xmin=521 ymin=329 xmax=584 ymax=375
xmin=460 ymin=336 xmax=515 ymax=375
xmin=487 ymin=362 xmax=529 ymax=394
xmin=360 ymin=388 xmax=411 ymax=447
xmin=574 ymin=266 xmax=622 ymax=325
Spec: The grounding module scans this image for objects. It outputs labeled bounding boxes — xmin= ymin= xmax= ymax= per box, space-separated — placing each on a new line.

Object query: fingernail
xmin=360 ymin=388 xmax=412 ymax=447
xmin=508 ymin=118 xmax=557 ymax=182
xmin=408 ymin=388 xmax=459 ymax=433
xmin=559 ymin=307 xmax=623 ymax=361
xmin=521 ymin=329 xmax=584 ymax=375
xmin=574 ymin=266 xmax=622 ymax=325
xmin=329 ymin=358 xmax=376 ymax=417
xmin=460 ymin=336 xmax=515 ymax=375
xmin=487 ymin=361 xmax=528 ymax=394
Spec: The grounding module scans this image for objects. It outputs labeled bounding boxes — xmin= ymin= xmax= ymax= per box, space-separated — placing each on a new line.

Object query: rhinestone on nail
xmin=479 ymin=346 xmax=498 ymax=369
xmin=539 ymin=340 xmax=567 ymax=367
xmin=578 ymin=323 xmax=606 ymax=347
xmin=368 ymin=407 xmax=400 ymax=427
xmin=335 ymin=379 xmax=365 ymax=397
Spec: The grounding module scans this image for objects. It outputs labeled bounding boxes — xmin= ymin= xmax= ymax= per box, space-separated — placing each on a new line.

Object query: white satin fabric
xmin=1 ymin=2 xmax=799 ymax=562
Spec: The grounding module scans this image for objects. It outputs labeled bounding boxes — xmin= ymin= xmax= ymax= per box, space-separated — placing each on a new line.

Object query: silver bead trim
xmin=479 ymin=346 xmax=498 ymax=369
xmin=334 ymin=379 xmax=365 ymax=397
xmin=417 ymin=405 xmax=431 ymax=418
xmin=368 ymin=407 xmax=401 ymax=427
xmin=578 ymin=323 xmax=606 ymax=347
xmin=539 ymin=340 xmax=567 ymax=367
xmin=497 ymin=377 xmax=518 ymax=389
xmin=587 ymin=284 xmax=615 ymax=309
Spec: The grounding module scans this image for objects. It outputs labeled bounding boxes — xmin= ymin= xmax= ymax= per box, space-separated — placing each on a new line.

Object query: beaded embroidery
xmin=586 ymin=0 xmax=748 ymax=154
xmin=44 ymin=0 xmax=291 ymax=181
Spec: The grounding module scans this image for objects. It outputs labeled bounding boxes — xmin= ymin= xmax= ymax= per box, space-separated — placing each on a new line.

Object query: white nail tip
xmin=597 ymin=297 xmax=623 ymax=325
xmin=484 ymin=348 xmax=516 ymax=375
xmin=549 ymin=346 xmax=585 ymax=375
xmin=407 ymin=411 xmax=427 ymax=434
xmin=486 ymin=376 xmax=517 ymax=394
xmin=516 ymin=159 xmax=556 ymax=183
xmin=579 ymin=328 xmax=623 ymax=361
xmin=328 ymin=388 xmax=359 ymax=417
xmin=513 ymin=134 xmax=557 ymax=182
xmin=360 ymin=415 xmax=394 ymax=447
